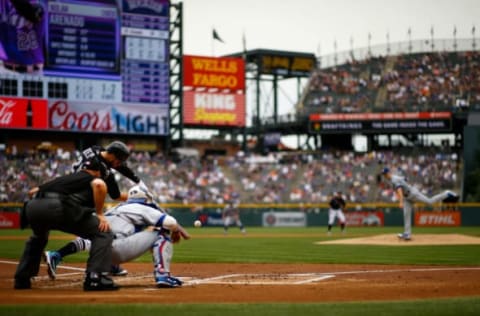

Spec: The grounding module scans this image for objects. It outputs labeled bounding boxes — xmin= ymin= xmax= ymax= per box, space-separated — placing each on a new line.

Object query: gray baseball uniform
xmin=76 ymin=201 xmax=177 ymax=276
xmin=389 ymin=173 xmax=454 ymax=236
xmin=105 ymin=202 xmax=165 ymax=264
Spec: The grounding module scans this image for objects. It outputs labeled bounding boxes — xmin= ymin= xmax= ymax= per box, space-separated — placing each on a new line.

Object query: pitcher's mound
xmin=316 ymin=234 xmax=480 ymax=246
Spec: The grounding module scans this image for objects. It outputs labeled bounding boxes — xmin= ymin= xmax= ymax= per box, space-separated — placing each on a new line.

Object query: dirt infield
xmin=317 ymin=234 xmax=480 ymax=246
xmin=1 ymin=233 xmax=479 ymax=304
xmin=1 ymin=260 xmax=480 ymax=304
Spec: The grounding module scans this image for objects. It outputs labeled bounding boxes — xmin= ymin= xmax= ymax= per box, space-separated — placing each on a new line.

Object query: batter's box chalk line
xmin=181 ymin=273 xmax=336 ymax=285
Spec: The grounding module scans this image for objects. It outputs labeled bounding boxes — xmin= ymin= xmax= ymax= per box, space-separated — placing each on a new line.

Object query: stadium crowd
xmin=304 ymin=51 xmax=480 ymax=114
xmin=0 ymin=148 xmax=461 ymax=205
xmin=1 ymin=51 xmax=470 ymax=205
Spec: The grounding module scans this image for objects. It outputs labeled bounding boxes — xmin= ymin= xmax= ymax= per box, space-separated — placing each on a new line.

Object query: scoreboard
xmin=0 ymin=0 xmax=170 ymax=136
xmin=46 ymin=1 xmax=120 ymax=76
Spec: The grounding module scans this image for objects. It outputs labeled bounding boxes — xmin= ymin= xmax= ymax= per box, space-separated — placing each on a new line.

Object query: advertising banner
xmin=195 ymin=212 xmax=224 ymax=227
xmin=48 ymin=100 xmax=169 ymax=135
xmin=0 ymin=212 xmax=20 ymax=229
xmin=260 ymin=53 xmax=316 ymax=76
xmin=183 ymin=55 xmax=246 ymax=127
xmin=309 ymin=112 xmax=452 ymax=134
xmin=0 ymin=97 xmax=48 ymax=129
xmin=262 ymin=211 xmax=306 ymax=227
xmin=415 ymin=211 xmax=461 ymax=227
xmin=344 ymin=211 xmax=385 ymax=227
xmin=183 ymin=55 xmax=245 ymax=90
xmin=183 ymin=90 xmax=245 ymax=126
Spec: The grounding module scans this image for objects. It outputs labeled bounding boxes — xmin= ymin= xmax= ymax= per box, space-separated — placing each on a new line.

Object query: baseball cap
xmin=106 ymin=141 xmax=130 ymax=162
xmin=381 ymin=167 xmax=390 ymax=175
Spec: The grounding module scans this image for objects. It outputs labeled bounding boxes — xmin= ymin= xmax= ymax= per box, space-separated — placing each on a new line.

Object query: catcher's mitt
xmin=171 ymin=224 xmax=191 ymax=243
xmin=171 ymin=230 xmax=182 ymax=243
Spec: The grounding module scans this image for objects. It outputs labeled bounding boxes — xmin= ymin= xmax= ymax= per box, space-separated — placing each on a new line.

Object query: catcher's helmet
xmin=106 ymin=141 xmax=130 ymax=162
xmin=128 ymin=185 xmax=151 ymax=202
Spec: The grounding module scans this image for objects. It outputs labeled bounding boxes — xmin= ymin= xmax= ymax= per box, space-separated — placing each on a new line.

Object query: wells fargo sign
xmin=183 ymin=55 xmax=245 ymax=90
xmin=183 ymin=55 xmax=245 ymax=127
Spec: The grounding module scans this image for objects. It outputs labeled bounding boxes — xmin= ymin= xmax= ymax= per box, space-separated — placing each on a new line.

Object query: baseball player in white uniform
xmin=381 ymin=167 xmax=459 ymax=240
xmin=43 ymin=185 xmax=190 ymax=288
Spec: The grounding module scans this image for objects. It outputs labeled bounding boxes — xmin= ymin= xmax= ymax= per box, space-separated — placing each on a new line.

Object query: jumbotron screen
xmin=0 ymin=0 xmax=170 ymax=135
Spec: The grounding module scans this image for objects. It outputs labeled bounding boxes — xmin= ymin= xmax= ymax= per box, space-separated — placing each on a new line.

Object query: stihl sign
xmin=415 ymin=211 xmax=461 ymax=227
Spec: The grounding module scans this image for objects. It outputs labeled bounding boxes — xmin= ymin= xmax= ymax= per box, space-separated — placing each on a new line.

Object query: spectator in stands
xmin=303 ymin=51 xmax=480 ymax=114
xmin=0 ymin=148 xmax=462 ymax=206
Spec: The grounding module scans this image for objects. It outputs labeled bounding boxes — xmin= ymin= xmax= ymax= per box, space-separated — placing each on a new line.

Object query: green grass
xmin=2 ymin=226 xmax=480 ymax=315
xmin=1 ymin=298 xmax=480 ymax=316
xmin=172 ymin=226 xmax=480 ymax=265
xmin=2 ymin=227 xmax=480 ymax=265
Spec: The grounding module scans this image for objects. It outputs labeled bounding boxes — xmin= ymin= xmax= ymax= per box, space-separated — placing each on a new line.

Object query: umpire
xmin=14 ymin=159 xmax=119 ymax=291
xmin=72 ymin=141 xmax=140 ymax=276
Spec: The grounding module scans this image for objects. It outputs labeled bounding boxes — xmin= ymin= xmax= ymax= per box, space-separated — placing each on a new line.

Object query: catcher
xmin=43 ymin=185 xmax=190 ymax=288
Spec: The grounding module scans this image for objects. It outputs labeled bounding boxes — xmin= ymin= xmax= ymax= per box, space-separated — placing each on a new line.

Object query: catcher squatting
xmin=44 ymin=185 xmax=190 ymax=288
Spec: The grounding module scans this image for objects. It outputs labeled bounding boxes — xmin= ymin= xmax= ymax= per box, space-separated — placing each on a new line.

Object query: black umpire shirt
xmin=38 ymin=171 xmax=96 ymax=208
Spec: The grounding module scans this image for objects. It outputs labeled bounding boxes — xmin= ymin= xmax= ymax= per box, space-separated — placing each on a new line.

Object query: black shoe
xmin=14 ymin=278 xmax=31 ymax=290
xmin=443 ymin=192 xmax=459 ymax=203
xmin=83 ymin=274 xmax=120 ymax=291
xmin=110 ymin=264 xmax=128 ymax=276
xmin=443 ymin=195 xmax=459 ymax=203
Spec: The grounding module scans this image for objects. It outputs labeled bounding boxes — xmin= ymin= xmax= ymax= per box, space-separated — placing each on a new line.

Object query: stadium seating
xmin=2 ymin=52 xmax=472 ymax=204
xmin=302 ymin=51 xmax=480 ymax=114
xmin=0 ymin=149 xmax=462 ymax=205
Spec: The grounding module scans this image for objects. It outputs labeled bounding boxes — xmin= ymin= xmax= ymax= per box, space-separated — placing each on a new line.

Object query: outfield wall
xmin=170 ymin=204 xmax=479 ymax=228
xmin=1 ymin=203 xmax=479 ymax=229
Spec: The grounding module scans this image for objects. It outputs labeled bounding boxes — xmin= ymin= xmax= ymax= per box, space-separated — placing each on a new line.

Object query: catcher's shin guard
xmin=152 ymin=235 xmax=173 ymax=278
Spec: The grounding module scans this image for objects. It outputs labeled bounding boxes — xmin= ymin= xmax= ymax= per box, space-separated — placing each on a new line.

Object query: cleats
xmin=397 ymin=233 xmax=411 ymax=241
xmin=84 ymin=273 xmax=120 ymax=291
xmin=43 ymin=251 xmax=62 ymax=280
xmin=111 ymin=265 xmax=128 ymax=276
xmin=155 ymin=275 xmax=183 ymax=288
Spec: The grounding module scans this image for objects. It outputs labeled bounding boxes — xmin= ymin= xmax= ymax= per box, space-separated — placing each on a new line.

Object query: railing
xmin=0 ymin=201 xmax=470 ymax=212
xmin=319 ymin=38 xmax=479 ymax=68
